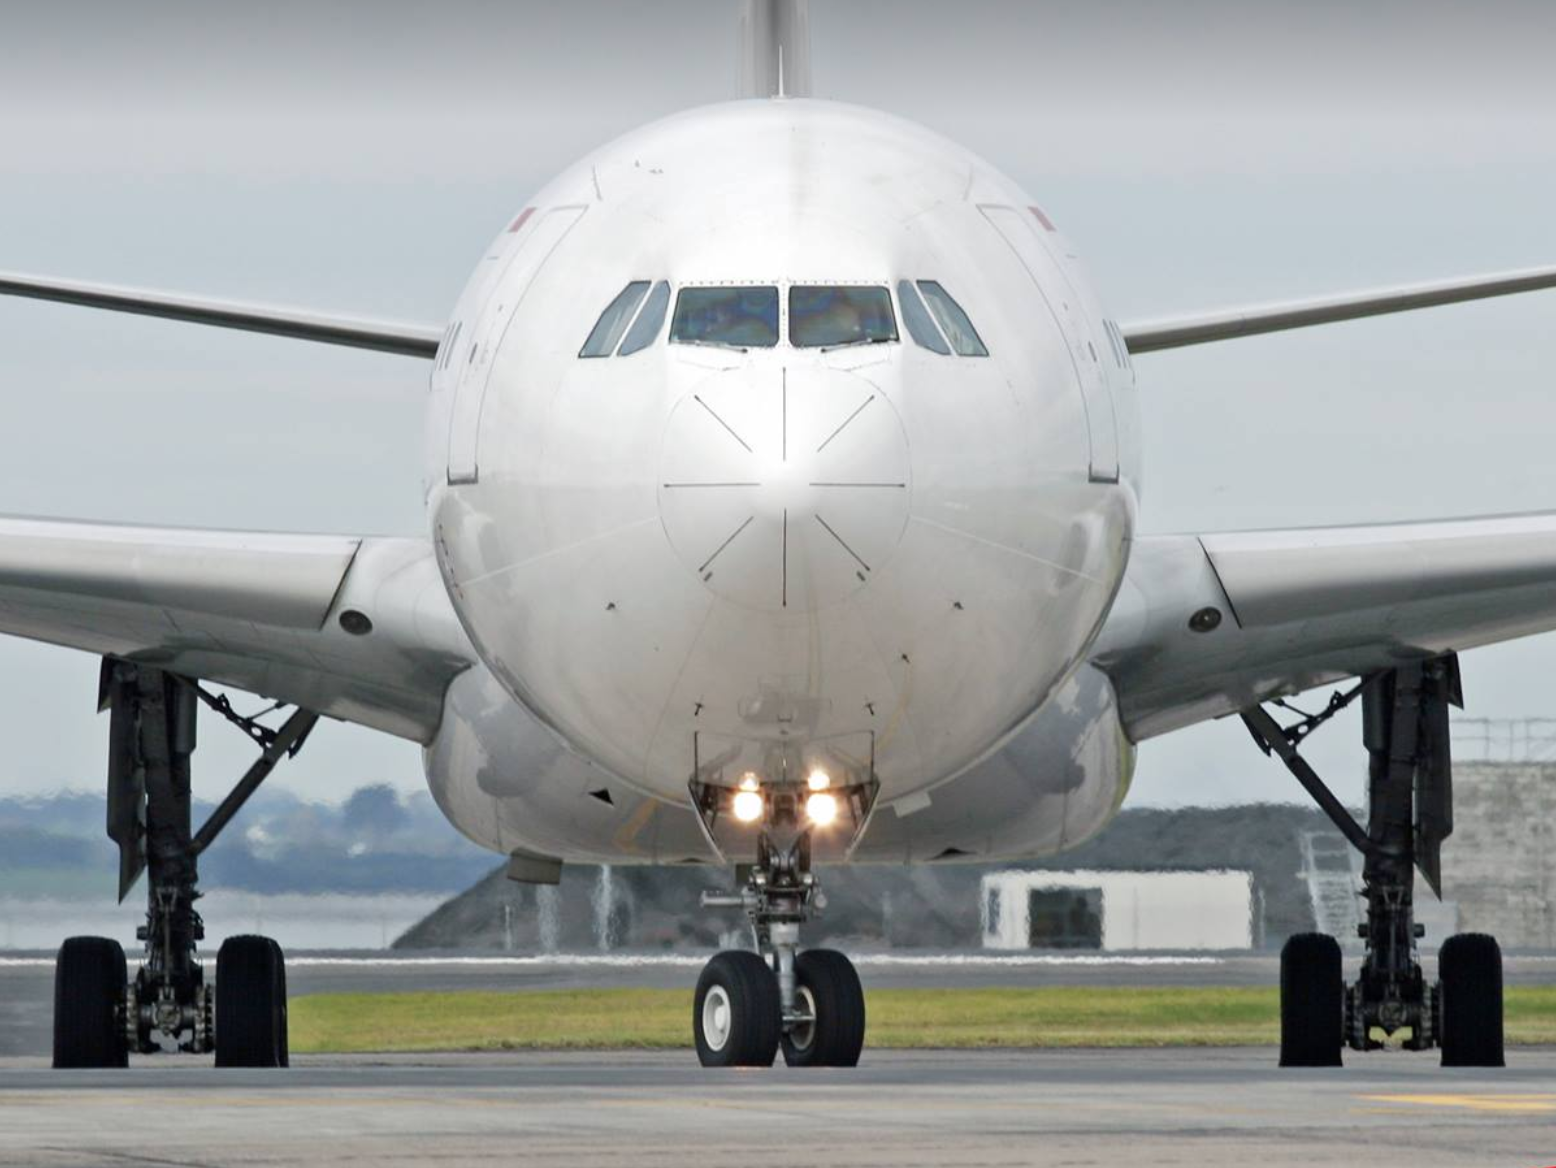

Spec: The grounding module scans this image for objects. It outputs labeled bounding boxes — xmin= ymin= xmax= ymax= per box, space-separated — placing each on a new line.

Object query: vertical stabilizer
xmin=740 ymin=0 xmax=812 ymax=98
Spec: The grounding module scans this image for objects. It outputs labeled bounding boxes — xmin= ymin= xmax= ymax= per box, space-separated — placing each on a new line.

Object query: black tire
xmin=1279 ymin=932 xmax=1343 ymax=1068
xmin=52 ymin=936 xmax=128 ymax=1069
xmin=782 ymin=949 xmax=866 ymax=1067
xmin=216 ymin=935 xmax=289 ymax=1068
xmin=693 ymin=950 xmax=780 ymax=1068
xmin=1439 ymin=932 xmax=1504 ymax=1068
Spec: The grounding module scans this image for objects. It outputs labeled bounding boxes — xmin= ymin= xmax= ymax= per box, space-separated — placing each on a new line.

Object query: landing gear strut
xmin=1244 ymin=654 xmax=1503 ymax=1068
xmin=52 ymin=661 xmax=316 ymax=1069
xmin=695 ymin=799 xmax=866 ymax=1068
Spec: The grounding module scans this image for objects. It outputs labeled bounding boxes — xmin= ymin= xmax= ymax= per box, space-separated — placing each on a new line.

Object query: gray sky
xmin=0 ymin=0 xmax=1554 ymax=809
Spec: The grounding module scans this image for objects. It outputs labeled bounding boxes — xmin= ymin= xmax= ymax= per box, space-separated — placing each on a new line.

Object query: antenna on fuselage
xmin=740 ymin=0 xmax=812 ymax=98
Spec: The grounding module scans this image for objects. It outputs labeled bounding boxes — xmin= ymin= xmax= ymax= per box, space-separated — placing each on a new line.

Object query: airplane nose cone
xmin=659 ymin=366 xmax=910 ymax=612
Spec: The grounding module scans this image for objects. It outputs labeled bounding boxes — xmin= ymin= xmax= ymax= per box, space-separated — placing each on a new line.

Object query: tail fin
xmin=740 ymin=0 xmax=812 ymax=98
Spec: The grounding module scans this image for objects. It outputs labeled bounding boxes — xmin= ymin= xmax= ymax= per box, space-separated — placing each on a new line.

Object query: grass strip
xmin=289 ymin=985 xmax=1556 ymax=1053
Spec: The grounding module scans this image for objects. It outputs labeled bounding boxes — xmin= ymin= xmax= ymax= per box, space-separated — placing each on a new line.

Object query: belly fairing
xmin=425 ymin=660 xmax=1134 ymax=866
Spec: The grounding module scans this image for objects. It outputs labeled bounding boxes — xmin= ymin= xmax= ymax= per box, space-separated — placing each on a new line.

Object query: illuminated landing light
xmin=806 ymin=791 xmax=839 ymax=827
xmin=738 ymin=772 xmax=761 ymax=792
xmin=733 ymin=789 xmax=765 ymax=823
xmin=806 ymin=769 xmax=831 ymax=791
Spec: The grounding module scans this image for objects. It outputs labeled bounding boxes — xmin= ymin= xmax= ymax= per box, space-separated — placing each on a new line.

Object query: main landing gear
xmin=1244 ymin=654 xmax=1504 ymax=1068
xmin=695 ymin=807 xmax=866 ymax=1068
xmin=53 ymin=660 xmax=316 ymax=1069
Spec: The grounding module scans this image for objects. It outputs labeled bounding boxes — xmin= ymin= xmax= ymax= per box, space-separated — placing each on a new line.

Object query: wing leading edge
xmin=1120 ymin=265 xmax=1556 ymax=354
xmin=0 ymin=270 xmax=443 ymax=358
xmin=0 ymin=517 xmax=473 ymax=741
xmin=1093 ymin=513 xmax=1556 ymax=740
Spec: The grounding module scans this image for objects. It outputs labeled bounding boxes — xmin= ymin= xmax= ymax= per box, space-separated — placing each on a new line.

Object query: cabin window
xmin=898 ymin=280 xmax=951 ymax=354
xmin=916 ymin=281 xmax=988 ymax=357
xmin=580 ymin=281 xmax=651 ymax=358
xmin=618 ymin=281 xmax=671 ymax=356
xmin=670 ymin=286 xmax=780 ymax=349
xmin=789 ymin=285 xmax=898 ymax=348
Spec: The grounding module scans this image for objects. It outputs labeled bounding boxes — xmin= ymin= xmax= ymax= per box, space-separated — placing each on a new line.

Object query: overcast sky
xmin=0 ymin=0 xmax=1554 ymax=811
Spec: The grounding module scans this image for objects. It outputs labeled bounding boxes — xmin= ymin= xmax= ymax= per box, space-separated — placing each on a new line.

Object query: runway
xmin=2 ymin=1048 xmax=1555 ymax=1166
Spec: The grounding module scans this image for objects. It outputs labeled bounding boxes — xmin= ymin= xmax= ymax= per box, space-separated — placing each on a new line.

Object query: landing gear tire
xmin=781 ymin=949 xmax=865 ymax=1068
xmin=694 ymin=950 xmax=780 ymax=1068
xmin=1279 ymin=932 xmax=1343 ymax=1068
xmin=1439 ymin=932 xmax=1504 ymax=1068
xmin=215 ymin=935 xmax=289 ymax=1068
xmin=53 ymin=936 xmax=129 ymax=1069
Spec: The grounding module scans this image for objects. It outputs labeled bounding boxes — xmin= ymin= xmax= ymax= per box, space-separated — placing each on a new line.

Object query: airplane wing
xmin=0 ymin=516 xmax=473 ymax=741
xmin=0 ymin=270 xmax=443 ymax=358
xmin=1120 ymin=265 xmax=1556 ymax=353
xmin=1091 ymin=513 xmax=1556 ymax=740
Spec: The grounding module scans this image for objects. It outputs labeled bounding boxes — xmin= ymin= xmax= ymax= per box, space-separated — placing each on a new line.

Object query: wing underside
xmin=0 ymin=517 xmax=472 ymax=741
xmin=1093 ymin=513 xmax=1556 ymax=740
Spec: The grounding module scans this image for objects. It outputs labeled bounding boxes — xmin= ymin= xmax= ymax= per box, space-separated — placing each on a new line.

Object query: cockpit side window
xmin=618 ymin=281 xmax=670 ymax=356
xmin=916 ymin=281 xmax=988 ymax=357
xmin=670 ymin=287 xmax=779 ymax=349
xmin=789 ymin=286 xmax=898 ymax=348
xmin=580 ymin=281 xmax=650 ymax=358
xmin=897 ymin=280 xmax=951 ymax=355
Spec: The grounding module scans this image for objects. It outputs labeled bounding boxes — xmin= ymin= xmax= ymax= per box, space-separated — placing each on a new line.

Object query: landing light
xmin=738 ymin=772 xmax=761 ymax=792
xmin=733 ymin=789 xmax=765 ymax=823
xmin=806 ymin=769 xmax=831 ymax=791
xmin=806 ymin=791 xmax=839 ymax=827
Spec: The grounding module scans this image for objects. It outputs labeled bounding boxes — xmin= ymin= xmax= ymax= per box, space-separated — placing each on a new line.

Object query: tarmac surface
xmin=5 ymin=953 xmax=1556 ymax=1164
xmin=3 ymin=1048 xmax=1556 ymax=1166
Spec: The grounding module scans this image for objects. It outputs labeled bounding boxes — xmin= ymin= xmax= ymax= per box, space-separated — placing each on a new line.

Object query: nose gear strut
xmin=702 ymin=822 xmax=824 ymax=1029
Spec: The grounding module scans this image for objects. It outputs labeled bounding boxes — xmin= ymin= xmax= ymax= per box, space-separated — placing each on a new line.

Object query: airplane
xmin=10 ymin=0 xmax=1556 ymax=1072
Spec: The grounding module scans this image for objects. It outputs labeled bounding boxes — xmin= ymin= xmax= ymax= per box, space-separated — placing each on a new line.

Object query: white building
xmin=981 ymin=869 xmax=1258 ymax=951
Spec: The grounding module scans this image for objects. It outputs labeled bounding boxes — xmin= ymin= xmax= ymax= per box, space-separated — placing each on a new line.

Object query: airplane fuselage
xmin=424 ymin=99 xmax=1142 ymax=865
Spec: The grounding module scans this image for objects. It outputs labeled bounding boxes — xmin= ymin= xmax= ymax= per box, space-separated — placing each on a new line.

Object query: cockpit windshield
xmin=579 ymin=281 xmax=650 ymax=358
xmin=670 ymin=287 xmax=779 ymax=349
xmin=789 ymin=286 xmax=898 ymax=348
xmin=915 ymin=281 xmax=988 ymax=357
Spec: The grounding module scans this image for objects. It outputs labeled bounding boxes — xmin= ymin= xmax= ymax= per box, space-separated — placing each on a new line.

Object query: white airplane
xmin=11 ymin=0 xmax=1556 ymax=1072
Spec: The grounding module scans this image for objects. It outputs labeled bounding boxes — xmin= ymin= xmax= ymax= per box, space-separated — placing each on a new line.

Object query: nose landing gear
xmin=695 ymin=831 xmax=866 ymax=1068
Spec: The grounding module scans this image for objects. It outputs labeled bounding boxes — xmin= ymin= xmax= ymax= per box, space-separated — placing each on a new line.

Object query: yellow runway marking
xmin=1361 ymin=1093 xmax=1556 ymax=1114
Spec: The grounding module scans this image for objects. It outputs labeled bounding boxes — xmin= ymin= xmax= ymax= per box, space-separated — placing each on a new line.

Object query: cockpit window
xmin=580 ymin=281 xmax=650 ymax=358
xmin=618 ymin=281 xmax=670 ymax=356
xmin=916 ymin=281 xmax=989 ymax=357
xmin=789 ymin=286 xmax=898 ymax=348
xmin=897 ymin=281 xmax=951 ymax=355
xmin=670 ymin=287 xmax=779 ymax=349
